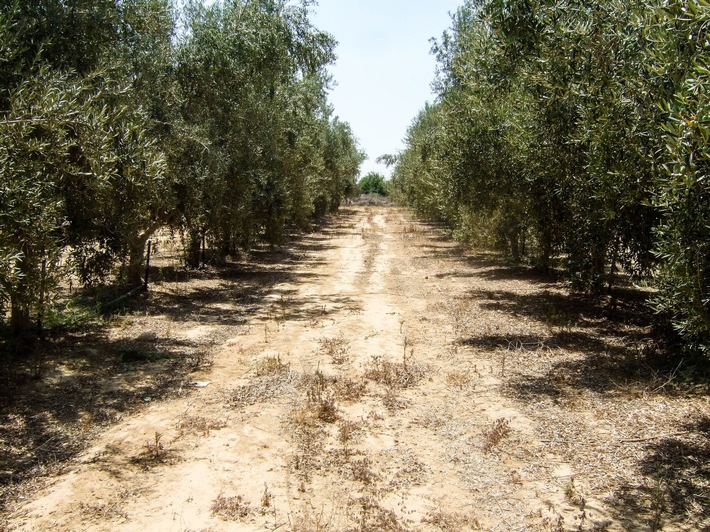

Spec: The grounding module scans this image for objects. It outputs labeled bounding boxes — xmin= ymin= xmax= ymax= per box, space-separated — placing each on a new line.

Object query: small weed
xmin=365 ymin=352 xmax=427 ymax=389
xmin=445 ymin=370 xmax=474 ymax=390
xmin=381 ymin=387 xmax=408 ymax=411
xmin=289 ymin=372 xmax=338 ymax=474
xmin=146 ymin=431 xmax=164 ymax=460
xmin=305 ymin=370 xmax=338 ymax=423
xmin=347 ymin=496 xmax=406 ymax=532
xmin=130 ymin=431 xmax=177 ymax=468
xmin=188 ymin=350 xmax=211 ymax=369
xmin=44 ymin=298 xmax=104 ymax=330
xmin=482 ymin=418 xmax=511 ymax=453
xmin=29 ymin=358 xmax=46 ymax=380
xmin=255 ymin=354 xmax=289 ymax=377
xmin=290 ymin=404 xmax=321 ymax=429
xmin=338 ymin=419 xmax=363 ymax=447
xmin=261 ymin=483 xmax=273 ymax=509
xmin=177 ymin=415 xmax=226 ymax=438
xmin=318 ymin=334 xmax=350 ymax=364
xmin=291 ymin=501 xmax=338 ymax=531
xmin=334 ymin=377 xmax=367 ymax=403
xmin=278 ymin=295 xmax=291 ymax=324
xmin=350 ymin=457 xmax=378 ymax=484
xmin=564 ymin=479 xmax=585 ymax=508
xmin=78 ymin=489 xmax=130 ymax=522
xmin=211 ymin=493 xmax=252 ymax=521
xmin=422 ymin=510 xmax=481 ymax=530
xmin=564 ymin=480 xmax=594 ymax=531
xmin=649 ymin=477 xmax=667 ymax=532
xmin=541 ymin=513 xmax=565 ymax=532
xmin=542 ymin=304 xmax=577 ymax=334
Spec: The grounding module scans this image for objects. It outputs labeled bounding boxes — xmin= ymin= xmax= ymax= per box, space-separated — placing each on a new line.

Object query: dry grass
xmin=231 ymin=370 xmax=299 ymax=407
xmin=422 ymin=510 xmax=481 ymax=531
xmin=318 ymin=334 xmax=350 ymax=365
xmin=346 ymin=496 xmax=406 ymax=532
xmin=78 ymin=490 xmax=130 ymax=522
xmin=290 ymin=501 xmax=339 ymax=531
xmin=287 ymin=372 xmax=340 ymax=480
xmin=445 ymin=370 xmax=475 ymax=390
xmin=364 ymin=351 xmax=428 ymax=389
xmin=303 ymin=370 xmax=339 ymax=423
xmin=255 ymin=354 xmax=289 ymax=376
xmin=333 ymin=377 xmax=367 ymax=403
xmin=337 ymin=419 xmax=364 ymax=447
xmin=211 ymin=493 xmax=252 ymax=521
xmin=381 ymin=386 xmax=409 ymax=411
xmin=176 ymin=415 xmax=226 ymax=438
xmin=350 ymin=457 xmax=379 ymax=484
xmin=482 ymin=418 xmax=512 ymax=454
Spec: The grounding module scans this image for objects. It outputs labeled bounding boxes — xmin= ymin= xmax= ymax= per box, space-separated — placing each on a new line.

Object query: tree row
xmin=392 ymin=0 xmax=709 ymax=353
xmin=0 ymin=0 xmax=364 ymax=334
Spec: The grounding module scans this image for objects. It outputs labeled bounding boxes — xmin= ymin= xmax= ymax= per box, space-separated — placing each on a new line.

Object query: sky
xmin=309 ymin=1 xmax=462 ymax=179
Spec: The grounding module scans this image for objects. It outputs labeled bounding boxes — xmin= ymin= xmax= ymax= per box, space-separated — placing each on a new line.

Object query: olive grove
xmin=0 ymin=0 xmax=363 ymax=334
xmin=391 ymin=0 xmax=710 ymax=352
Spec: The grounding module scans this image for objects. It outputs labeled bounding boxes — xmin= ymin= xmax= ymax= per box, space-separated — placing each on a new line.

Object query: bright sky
xmin=309 ymin=1 xmax=462 ymax=179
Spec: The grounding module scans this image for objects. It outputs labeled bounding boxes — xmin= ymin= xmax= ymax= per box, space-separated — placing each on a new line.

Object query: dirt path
xmin=6 ymin=206 xmax=706 ymax=531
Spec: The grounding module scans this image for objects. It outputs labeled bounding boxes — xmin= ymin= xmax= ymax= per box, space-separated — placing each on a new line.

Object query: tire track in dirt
xmin=7 ymin=206 xmax=618 ymax=531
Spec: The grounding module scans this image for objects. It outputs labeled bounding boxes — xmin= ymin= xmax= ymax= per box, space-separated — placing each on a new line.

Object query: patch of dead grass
xmin=333 ymin=377 xmax=367 ymax=403
xmin=211 ymin=493 xmax=252 ymax=521
xmin=302 ymin=370 xmax=339 ymax=423
xmin=78 ymin=489 xmax=130 ymax=523
xmin=422 ymin=510 xmax=481 ymax=531
xmin=176 ymin=415 xmax=227 ymax=438
xmin=231 ymin=370 xmax=299 ymax=407
xmin=255 ymin=354 xmax=289 ymax=376
xmin=365 ymin=353 xmax=428 ymax=389
xmin=482 ymin=418 xmax=512 ymax=454
xmin=318 ymin=334 xmax=351 ymax=365
xmin=345 ymin=496 xmax=407 ymax=532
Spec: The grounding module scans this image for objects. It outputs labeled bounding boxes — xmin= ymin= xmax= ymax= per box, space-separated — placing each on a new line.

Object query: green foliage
xmin=650 ymin=0 xmax=710 ymax=350
xmin=0 ymin=66 xmax=112 ymax=332
xmin=175 ymin=0 xmax=362 ymax=254
xmin=393 ymin=0 xmax=710 ymax=351
xmin=0 ymin=0 xmax=363 ymax=335
xmin=358 ymin=172 xmax=388 ymax=196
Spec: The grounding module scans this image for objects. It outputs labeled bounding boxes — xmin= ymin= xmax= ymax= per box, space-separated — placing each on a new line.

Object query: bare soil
xmin=1 ymin=205 xmax=708 ymax=531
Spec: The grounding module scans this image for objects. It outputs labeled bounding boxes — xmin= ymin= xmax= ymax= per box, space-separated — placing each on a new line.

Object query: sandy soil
xmin=3 ymin=205 xmax=708 ymax=531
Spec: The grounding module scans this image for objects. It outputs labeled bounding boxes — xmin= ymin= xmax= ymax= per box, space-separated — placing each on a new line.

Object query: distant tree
xmin=358 ymin=172 xmax=388 ymax=196
xmin=376 ymin=154 xmax=399 ymax=168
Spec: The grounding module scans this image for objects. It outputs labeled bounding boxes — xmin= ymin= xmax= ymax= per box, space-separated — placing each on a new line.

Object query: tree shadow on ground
xmin=407 ymin=231 xmax=709 ymax=528
xmin=0 ymin=325 xmax=197 ymax=511
xmin=455 ymin=263 xmax=710 ymax=528
xmin=414 ymin=243 xmax=564 ymax=286
xmin=459 ymin=285 xmax=710 ymax=397
xmin=609 ymin=416 xmax=710 ymax=530
xmin=0 ymin=209 xmax=359 ymax=513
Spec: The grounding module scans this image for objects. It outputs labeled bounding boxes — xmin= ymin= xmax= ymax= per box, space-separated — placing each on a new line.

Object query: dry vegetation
xmin=1 ymin=205 xmax=709 ymax=531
